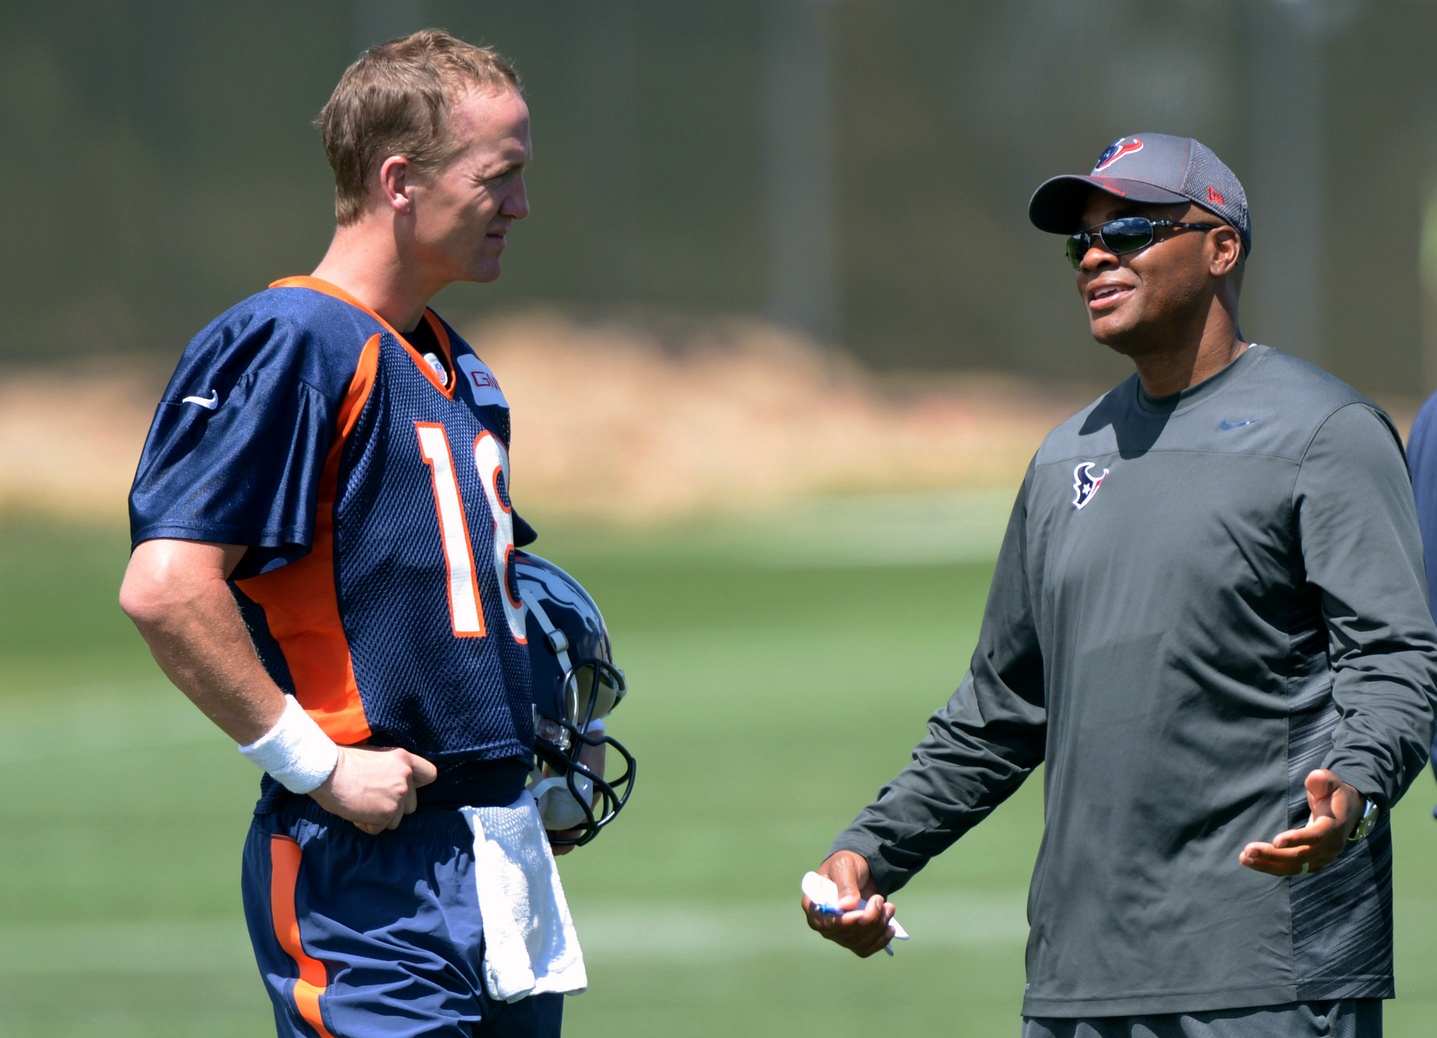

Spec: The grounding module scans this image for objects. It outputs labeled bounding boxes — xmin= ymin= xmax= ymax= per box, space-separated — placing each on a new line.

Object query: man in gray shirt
xmin=802 ymin=134 xmax=1437 ymax=1037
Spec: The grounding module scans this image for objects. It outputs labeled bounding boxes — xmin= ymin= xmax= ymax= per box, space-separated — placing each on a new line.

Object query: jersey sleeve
xmin=1295 ymin=402 xmax=1437 ymax=806
xmin=830 ymin=467 xmax=1047 ymax=894
xmin=128 ymin=311 xmax=343 ymax=571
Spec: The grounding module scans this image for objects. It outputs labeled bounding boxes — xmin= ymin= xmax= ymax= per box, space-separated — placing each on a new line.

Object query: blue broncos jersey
xmin=130 ymin=277 xmax=533 ymax=764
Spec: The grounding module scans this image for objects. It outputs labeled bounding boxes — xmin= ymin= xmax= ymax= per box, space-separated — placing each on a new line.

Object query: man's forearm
xmin=120 ymin=538 xmax=287 ymax=743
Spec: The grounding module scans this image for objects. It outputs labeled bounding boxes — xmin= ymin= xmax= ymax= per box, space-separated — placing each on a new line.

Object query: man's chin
xmin=464 ymin=262 xmax=503 ymax=285
xmin=1088 ymin=316 xmax=1138 ymax=354
xmin=1088 ymin=320 xmax=1120 ymax=348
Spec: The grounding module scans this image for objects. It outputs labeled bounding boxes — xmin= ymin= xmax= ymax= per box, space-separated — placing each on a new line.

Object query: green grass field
xmin=2 ymin=505 xmax=1435 ymax=1037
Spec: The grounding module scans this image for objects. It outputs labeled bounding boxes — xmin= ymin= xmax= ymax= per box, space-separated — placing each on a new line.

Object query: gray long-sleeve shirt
xmin=834 ymin=345 xmax=1437 ymax=1017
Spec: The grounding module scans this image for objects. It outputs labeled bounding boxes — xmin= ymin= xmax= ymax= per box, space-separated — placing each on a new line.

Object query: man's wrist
xmin=238 ymin=696 xmax=340 ymax=794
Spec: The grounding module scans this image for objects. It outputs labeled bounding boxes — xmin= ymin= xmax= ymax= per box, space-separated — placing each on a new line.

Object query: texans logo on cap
xmin=1093 ymin=137 xmax=1143 ymax=173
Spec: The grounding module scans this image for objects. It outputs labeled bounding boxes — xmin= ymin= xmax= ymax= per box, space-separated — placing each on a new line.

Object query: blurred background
xmin=8 ymin=0 xmax=1437 ymax=389
xmin=3 ymin=1 xmax=1437 ymax=1036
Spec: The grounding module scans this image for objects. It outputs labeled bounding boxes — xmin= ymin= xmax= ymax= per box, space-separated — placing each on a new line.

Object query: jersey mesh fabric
xmin=332 ymin=329 xmax=532 ymax=760
xmin=131 ymin=282 xmax=534 ymax=764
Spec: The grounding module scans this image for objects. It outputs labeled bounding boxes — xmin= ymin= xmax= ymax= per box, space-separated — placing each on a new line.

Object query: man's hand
xmin=801 ymin=850 xmax=897 ymax=958
xmin=547 ymin=828 xmax=582 ymax=855
xmin=122 ymin=540 xmax=443 ymax=837
xmin=309 ymin=745 xmax=438 ymax=835
xmin=547 ymin=735 xmax=607 ymax=856
xmin=1238 ymin=768 xmax=1366 ymax=876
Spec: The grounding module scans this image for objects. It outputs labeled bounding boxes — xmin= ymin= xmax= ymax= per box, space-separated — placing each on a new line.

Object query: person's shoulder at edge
xmin=1408 ymin=381 xmax=1437 ymax=460
xmin=174 ymin=281 xmax=397 ymax=395
xmin=1246 ymin=343 xmax=1379 ymax=410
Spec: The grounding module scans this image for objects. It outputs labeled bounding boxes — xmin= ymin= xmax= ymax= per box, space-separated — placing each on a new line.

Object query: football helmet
xmin=515 ymin=551 xmax=636 ymax=846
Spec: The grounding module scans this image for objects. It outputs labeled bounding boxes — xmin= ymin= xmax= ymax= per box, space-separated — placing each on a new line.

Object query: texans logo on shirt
xmin=1072 ymin=462 xmax=1109 ymax=510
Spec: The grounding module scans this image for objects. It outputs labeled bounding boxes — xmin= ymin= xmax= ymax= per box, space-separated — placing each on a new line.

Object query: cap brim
xmin=1028 ymin=175 xmax=1190 ymax=233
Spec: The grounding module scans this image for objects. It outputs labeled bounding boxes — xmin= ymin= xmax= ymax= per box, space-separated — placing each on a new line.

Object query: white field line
xmin=606 ymin=489 xmax=1015 ymax=569
xmin=0 ymin=921 xmax=253 ymax=975
xmin=0 ymin=893 xmax=1032 ymax=976
xmin=6 ymin=894 xmax=1436 ymax=976
xmin=726 ymin=490 xmax=1013 ymax=568
xmin=571 ymin=890 xmax=1030 ymax=959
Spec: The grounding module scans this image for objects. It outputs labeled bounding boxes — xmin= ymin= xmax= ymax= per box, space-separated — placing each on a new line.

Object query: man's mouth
xmin=1088 ymin=283 xmax=1131 ymax=309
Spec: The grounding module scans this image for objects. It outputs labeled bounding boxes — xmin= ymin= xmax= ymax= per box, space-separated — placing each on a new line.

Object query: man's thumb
xmin=409 ymin=752 xmax=439 ymax=787
xmin=1304 ymin=768 xmax=1339 ymax=804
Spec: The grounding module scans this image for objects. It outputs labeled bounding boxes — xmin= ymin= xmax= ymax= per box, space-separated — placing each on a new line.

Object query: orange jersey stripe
xmin=234 ymin=333 xmax=384 ymax=745
xmin=268 ymin=836 xmax=337 ymax=1038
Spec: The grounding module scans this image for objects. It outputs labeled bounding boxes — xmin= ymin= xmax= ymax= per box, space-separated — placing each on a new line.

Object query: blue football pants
xmin=242 ymin=800 xmax=564 ymax=1038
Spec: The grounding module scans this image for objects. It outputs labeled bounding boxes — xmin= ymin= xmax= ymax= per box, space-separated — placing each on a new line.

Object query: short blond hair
xmin=317 ymin=29 xmax=520 ymax=225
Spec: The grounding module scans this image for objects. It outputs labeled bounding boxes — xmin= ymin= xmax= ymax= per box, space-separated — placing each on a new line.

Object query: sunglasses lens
xmin=1098 ymin=217 xmax=1155 ymax=256
xmin=1065 ymin=218 xmax=1158 ymax=268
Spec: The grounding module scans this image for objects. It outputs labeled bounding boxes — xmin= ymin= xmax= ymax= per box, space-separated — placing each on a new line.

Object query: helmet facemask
xmin=532 ymin=659 xmax=635 ymax=846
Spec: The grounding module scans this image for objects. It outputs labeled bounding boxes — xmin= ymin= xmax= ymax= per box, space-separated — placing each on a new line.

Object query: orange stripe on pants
xmin=269 ymin=835 xmax=337 ymax=1038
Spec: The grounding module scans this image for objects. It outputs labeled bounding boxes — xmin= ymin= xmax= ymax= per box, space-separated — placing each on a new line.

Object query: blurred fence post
xmin=1247 ymin=1 xmax=1324 ymax=364
xmin=1423 ymin=179 xmax=1437 ymax=393
xmin=762 ymin=0 xmax=840 ymax=345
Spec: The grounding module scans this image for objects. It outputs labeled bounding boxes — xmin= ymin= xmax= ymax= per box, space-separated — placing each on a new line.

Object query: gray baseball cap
xmin=1028 ymin=133 xmax=1251 ymax=255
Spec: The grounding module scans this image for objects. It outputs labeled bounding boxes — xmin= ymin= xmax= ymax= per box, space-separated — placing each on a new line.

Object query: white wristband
xmin=238 ymin=696 xmax=340 ymax=794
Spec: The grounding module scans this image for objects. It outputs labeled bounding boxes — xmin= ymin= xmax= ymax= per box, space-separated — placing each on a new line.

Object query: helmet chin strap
xmin=520 ymin=585 xmax=591 ymax=737
xmin=519 ymin=586 xmax=574 ymax=674
xmin=521 ymin=584 xmax=614 ymax=733
xmin=521 ymin=591 xmax=597 ymax=830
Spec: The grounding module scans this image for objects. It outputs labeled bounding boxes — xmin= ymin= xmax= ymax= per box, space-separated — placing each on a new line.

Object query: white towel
xmin=461 ymin=793 xmax=588 ymax=1003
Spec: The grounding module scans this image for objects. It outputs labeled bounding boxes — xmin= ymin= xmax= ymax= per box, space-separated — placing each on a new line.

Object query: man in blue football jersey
xmin=121 ymin=29 xmax=590 ymax=1037
xmin=803 ymin=134 xmax=1437 ymax=1037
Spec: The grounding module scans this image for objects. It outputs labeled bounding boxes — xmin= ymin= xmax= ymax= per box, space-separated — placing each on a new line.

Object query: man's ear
xmin=1208 ymin=225 xmax=1243 ymax=277
xmin=378 ymin=155 xmax=414 ymax=214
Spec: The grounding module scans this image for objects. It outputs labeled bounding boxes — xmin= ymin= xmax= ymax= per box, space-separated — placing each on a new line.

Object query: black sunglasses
xmin=1065 ymin=217 xmax=1220 ymax=269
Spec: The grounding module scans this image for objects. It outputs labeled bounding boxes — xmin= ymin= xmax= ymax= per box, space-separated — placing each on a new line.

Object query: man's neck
xmin=1131 ymin=332 xmax=1249 ymax=398
xmin=310 ymin=223 xmax=435 ymax=333
xmin=1114 ymin=293 xmax=1247 ymax=398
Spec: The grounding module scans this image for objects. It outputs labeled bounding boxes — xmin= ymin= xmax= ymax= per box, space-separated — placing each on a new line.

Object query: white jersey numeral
xmin=474 ymin=431 xmax=527 ymax=644
xmin=415 ymin=422 xmax=523 ymax=642
xmin=416 ymin=423 xmax=486 ymax=636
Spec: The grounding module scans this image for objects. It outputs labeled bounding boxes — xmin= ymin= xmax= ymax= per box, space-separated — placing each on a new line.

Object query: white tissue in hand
xmin=800 ymin=870 xmax=909 ymax=940
xmin=802 ymin=871 xmax=842 ymax=909
xmin=531 ymin=773 xmax=594 ymax=831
